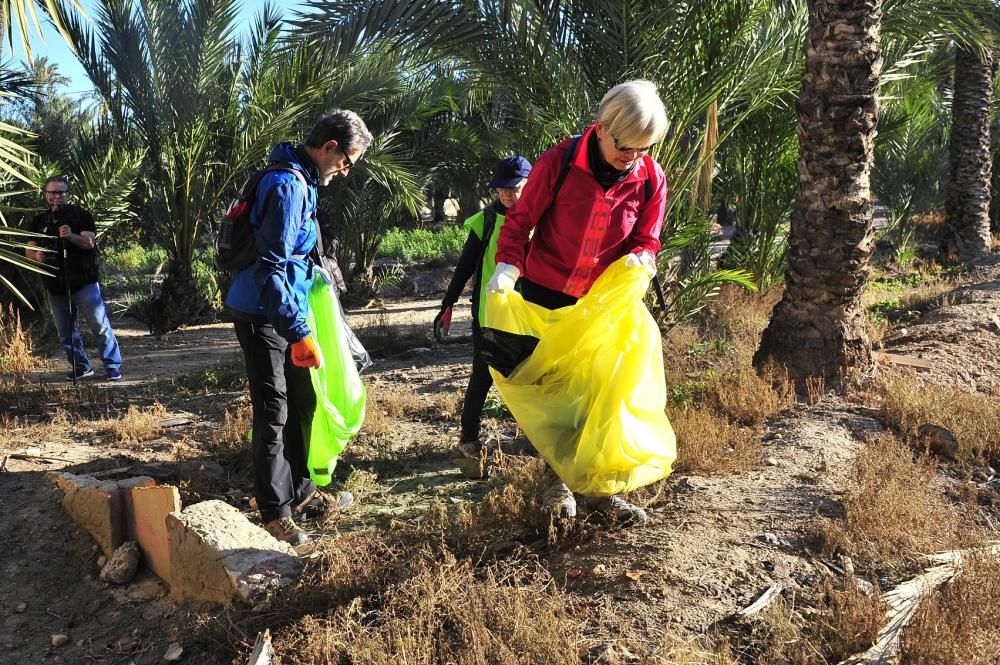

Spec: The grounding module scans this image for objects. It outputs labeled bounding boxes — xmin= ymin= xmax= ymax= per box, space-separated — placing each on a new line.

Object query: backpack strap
xmin=257 ymin=162 xmax=322 ymax=260
xmin=478 ymin=205 xmax=498 ymax=267
xmin=551 ymin=135 xmax=581 ymax=202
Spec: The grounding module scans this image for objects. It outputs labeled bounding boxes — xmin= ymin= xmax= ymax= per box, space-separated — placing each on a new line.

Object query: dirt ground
xmin=1 ymin=258 xmax=999 ymax=664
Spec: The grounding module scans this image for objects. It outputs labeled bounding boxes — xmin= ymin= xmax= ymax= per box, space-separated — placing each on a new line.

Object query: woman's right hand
xmin=486 ymin=263 xmax=520 ymax=294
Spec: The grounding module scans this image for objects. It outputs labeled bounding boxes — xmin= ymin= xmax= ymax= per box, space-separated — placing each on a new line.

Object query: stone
xmin=164 ymin=642 xmax=184 ymax=661
xmin=117 ymin=477 xmax=157 ymax=541
xmin=918 ymin=423 xmax=959 ymax=461
xmin=60 ymin=477 xmax=124 ymax=556
xmin=132 ymin=485 xmax=181 ymax=584
xmin=125 ymin=574 xmax=164 ymax=601
xmin=166 ymin=501 xmax=301 ymax=605
xmin=97 ymin=555 xmax=108 ymax=568
xmin=51 ymin=634 xmax=70 ymax=647
xmin=14 ymin=603 xmax=25 ymax=613
xmin=765 ymin=457 xmax=779 ymax=467
xmin=101 ymin=542 xmax=141 ymax=585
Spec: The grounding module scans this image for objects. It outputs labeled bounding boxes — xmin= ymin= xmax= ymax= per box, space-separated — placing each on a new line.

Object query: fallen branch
xmin=838 ymin=542 xmax=1000 ymax=665
xmin=247 ymin=629 xmax=273 ymax=665
xmin=732 ymin=584 xmax=784 ymax=621
xmin=9 ymin=452 xmax=76 ymax=464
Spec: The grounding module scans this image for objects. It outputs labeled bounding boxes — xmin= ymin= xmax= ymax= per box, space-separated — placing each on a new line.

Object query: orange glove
xmin=290 ymin=336 xmax=322 ymax=369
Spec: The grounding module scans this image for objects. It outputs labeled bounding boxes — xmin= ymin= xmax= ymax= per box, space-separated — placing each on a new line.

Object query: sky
xmin=8 ymin=0 xmax=298 ymax=98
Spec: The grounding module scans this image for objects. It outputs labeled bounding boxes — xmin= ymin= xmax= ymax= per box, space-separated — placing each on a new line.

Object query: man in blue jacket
xmin=226 ymin=110 xmax=373 ymax=545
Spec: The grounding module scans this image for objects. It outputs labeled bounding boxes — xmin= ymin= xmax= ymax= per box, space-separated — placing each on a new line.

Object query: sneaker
xmin=540 ymin=468 xmax=577 ymax=519
xmin=453 ymin=440 xmax=487 ymax=480
xmin=293 ymin=489 xmax=354 ymax=520
xmin=106 ymin=368 xmax=122 ymax=381
xmin=263 ymin=516 xmax=310 ymax=546
xmin=584 ymin=495 xmax=648 ymax=526
xmin=65 ymin=367 xmax=95 ymax=381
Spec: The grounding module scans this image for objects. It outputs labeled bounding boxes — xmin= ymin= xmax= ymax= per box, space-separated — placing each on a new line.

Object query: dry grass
xmin=360 ymin=384 xmax=424 ymax=439
xmin=811 ymin=434 xmax=971 ymax=569
xmin=275 ymin=556 xmax=580 ymax=665
xmin=668 ymin=405 xmax=762 ymax=473
xmin=95 ymin=402 xmax=167 ymax=443
xmin=0 ymin=409 xmax=75 ymax=452
xmin=0 ymin=305 xmax=40 ymax=376
xmin=731 ymin=577 xmax=883 ymax=665
xmin=873 ymin=372 xmax=1000 ymax=464
xmin=900 ymin=550 xmax=1000 ymax=664
xmin=212 ymin=403 xmax=252 ymax=451
xmin=662 ymin=288 xmax=794 ymax=474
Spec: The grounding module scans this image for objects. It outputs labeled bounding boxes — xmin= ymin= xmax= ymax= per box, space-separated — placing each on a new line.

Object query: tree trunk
xmin=942 ymin=46 xmax=995 ymax=262
xmin=147 ymin=260 xmax=215 ymax=335
xmin=754 ymin=0 xmax=881 ymax=385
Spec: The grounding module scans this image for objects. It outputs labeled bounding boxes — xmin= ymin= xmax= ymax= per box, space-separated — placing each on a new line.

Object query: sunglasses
xmin=608 ymin=132 xmax=656 ymax=154
xmin=342 ymin=148 xmax=355 ymax=170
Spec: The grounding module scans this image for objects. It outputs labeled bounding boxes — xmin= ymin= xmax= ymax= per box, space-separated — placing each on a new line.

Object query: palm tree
xmin=0 ymin=0 xmax=83 ymax=59
xmin=942 ymin=44 xmax=995 ymax=261
xmin=54 ymin=0 xmax=331 ymax=332
xmin=753 ymin=0 xmax=883 ymax=383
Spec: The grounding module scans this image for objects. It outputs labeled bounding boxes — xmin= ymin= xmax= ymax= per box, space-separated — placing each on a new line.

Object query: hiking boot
xmin=540 ymin=469 xmax=576 ymax=519
xmin=584 ymin=495 xmax=648 ymax=526
xmin=453 ymin=440 xmax=487 ymax=479
xmin=66 ymin=367 xmax=95 ymax=381
xmin=293 ymin=489 xmax=354 ymax=520
xmin=264 ymin=516 xmax=310 ymax=546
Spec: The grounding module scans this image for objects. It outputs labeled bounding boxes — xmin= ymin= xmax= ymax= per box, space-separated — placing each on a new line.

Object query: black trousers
xmin=234 ymin=320 xmax=316 ymax=522
xmin=520 ymin=278 xmax=579 ymax=310
xmin=461 ymin=322 xmax=494 ymax=444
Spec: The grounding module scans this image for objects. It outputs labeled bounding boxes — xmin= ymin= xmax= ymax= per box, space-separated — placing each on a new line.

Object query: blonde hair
xmin=596 ymin=79 xmax=669 ymax=149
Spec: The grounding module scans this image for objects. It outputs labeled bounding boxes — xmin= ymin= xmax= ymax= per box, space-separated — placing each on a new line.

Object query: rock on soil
xmin=100 ymin=541 xmax=141 ymax=584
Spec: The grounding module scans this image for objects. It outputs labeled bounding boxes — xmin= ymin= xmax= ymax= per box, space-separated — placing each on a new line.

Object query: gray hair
xmin=306 ymin=109 xmax=374 ymax=153
xmin=596 ymin=80 xmax=669 ymax=149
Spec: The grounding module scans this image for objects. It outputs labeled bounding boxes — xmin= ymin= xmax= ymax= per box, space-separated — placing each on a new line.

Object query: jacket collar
xmin=571 ymin=123 xmax=648 ymax=185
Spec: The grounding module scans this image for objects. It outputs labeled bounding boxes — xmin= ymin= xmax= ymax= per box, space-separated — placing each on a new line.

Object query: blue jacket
xmin=224 ymin=143 xmax=318 ymax=343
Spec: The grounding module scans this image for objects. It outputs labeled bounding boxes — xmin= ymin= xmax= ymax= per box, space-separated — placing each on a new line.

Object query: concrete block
xmin=45 ymin=471 xmax=100 ymax=494
xmin=166 ymin=500 xmax=301 ymax=605
xmin=61 ymin=479 xmax=123 ymax=557
xmin=117 ymin=476 xmax=156 ymax=540
xmin=132 ymin=485 xmax=181 ymax=584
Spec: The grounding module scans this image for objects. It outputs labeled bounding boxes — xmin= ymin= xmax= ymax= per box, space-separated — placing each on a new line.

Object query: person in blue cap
xmin=434 ymin=155 xmax=532 ymax=478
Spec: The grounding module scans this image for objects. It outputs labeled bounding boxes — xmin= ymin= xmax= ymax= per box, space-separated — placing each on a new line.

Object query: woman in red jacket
xmin=487 ymin=79 xmax=669 ymax=526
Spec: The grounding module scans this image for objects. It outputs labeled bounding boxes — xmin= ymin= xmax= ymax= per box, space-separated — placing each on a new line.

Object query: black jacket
xmin=31 ymin=204 xmax=100 ymax=294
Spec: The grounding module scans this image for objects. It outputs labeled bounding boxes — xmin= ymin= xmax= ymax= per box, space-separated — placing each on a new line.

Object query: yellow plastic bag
xmin=483 ymin=257 xmax=676 ymax=496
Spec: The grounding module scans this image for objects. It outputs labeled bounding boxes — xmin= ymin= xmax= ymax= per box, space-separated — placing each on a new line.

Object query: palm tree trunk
xmin=942 ymin=46 xmax=995 ymax=261
xmin=754 ymin=0 xmax=881 ymax=385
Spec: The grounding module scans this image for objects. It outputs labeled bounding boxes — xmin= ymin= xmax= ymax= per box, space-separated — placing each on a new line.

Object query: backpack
xmin=216 ymin=163 xmax=309 ymax=274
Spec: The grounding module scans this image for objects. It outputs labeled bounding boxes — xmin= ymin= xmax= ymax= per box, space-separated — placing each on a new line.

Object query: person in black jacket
xmin=434 ymin=156 xmax=531 ymax=478
xmin=26 ymin=176 xmax=123 ymax=381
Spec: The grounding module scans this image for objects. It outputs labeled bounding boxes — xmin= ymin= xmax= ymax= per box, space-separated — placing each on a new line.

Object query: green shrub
xmin=378 ymin=226 xmax=467 ymax=263
xmin=102 ymin=245 xmax=169 ymax=273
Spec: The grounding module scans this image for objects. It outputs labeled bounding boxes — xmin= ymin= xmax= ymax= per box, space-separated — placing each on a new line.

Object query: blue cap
xmin=489 ymin=155 xmax=532 ymax=188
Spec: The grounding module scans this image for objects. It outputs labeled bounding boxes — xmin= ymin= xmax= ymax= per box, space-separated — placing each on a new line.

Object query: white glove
xmin=486 ymin=262 xmax=520 ymax=294
xmin=625 ymin=251 xmax=656 ymax=273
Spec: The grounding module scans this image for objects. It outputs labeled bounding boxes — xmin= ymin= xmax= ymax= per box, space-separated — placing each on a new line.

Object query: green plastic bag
xmin=303 ymin=272 xmax=367 ymax=486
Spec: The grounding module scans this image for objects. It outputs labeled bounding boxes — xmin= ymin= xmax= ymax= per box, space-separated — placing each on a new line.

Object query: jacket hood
xmin=267 ymin=143 xmax=319 ymax=185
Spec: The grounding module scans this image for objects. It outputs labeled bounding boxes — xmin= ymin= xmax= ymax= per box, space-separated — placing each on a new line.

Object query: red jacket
xmin=495 ymin=124 xmax=668 ymax=297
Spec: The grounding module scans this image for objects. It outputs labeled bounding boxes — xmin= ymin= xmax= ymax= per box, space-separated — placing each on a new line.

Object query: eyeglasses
xmin=609 ymin=132 xmax=656 ymax=154
xmin=341 ymin=148 xmax=355 ymax=171
xmin=45 ymin=189 xmax=69 ymax=195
